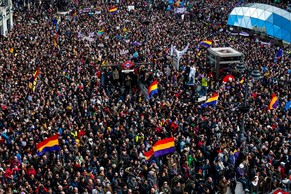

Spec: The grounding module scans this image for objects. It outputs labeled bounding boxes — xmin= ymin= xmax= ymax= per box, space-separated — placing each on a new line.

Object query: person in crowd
xmin=0 ymin=0 xmax=290 ymax=193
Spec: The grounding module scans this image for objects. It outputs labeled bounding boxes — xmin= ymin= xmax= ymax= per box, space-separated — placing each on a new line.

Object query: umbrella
xmin=222 ymin=75 xmax=235 ymax=83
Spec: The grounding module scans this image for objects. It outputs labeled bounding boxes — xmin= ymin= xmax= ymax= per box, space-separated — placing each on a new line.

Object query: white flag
xmin=170 ymin=44 xmax=174 ymax=56
xmin=171 ymin=43 xmax=190 ymax=69
xmin=177 ymin=43 xmax=189 ymax=58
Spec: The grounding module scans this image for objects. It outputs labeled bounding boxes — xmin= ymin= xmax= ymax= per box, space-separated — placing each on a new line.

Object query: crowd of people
xmin=0 ymin=0 xmax=290 ymax=193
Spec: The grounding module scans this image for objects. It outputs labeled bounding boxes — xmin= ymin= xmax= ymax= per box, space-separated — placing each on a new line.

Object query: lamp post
xmin=144 ymin=0 xmax=152 ymax=46
xmin=236 ymin=63 xmax=261 ymax=144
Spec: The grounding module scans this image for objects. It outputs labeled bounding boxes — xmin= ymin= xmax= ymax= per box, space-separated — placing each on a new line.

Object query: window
xmin=220 ymin=56 xmax=242 ymax=62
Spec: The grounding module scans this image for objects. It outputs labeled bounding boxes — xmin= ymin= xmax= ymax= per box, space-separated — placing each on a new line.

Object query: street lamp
xmin=143 ymin=1 xmax=152 ymax=46
xmin=236 ymin=63 xmax=261 ymax=144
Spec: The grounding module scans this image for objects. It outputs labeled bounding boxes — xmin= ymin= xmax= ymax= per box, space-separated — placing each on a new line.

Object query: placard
xmin=120 ymin=50 xmax=129 ymax=55
xmin=198 ymin=96 xmax=207 ymax=102
xmin=128 ymin=6 xmax=135 ymax=11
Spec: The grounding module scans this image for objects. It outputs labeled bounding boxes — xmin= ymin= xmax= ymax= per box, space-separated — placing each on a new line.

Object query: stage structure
xmin=207 ymin=47 xmax=243 ymax=80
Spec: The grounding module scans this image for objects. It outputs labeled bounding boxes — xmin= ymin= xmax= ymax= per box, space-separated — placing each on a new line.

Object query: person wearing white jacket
xmin=188 ymin=65 xmax=196 ymax=84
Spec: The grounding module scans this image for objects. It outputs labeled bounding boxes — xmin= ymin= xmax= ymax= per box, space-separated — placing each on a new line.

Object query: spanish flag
xmin=36 ymin=134 xmax=60 ymax=156
xmin=148 ymin=80 xmax=158 ymax=99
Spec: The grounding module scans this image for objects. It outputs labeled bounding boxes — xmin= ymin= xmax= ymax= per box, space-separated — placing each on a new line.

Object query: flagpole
xmin=236 ymin=64 xmax=261 ymax=145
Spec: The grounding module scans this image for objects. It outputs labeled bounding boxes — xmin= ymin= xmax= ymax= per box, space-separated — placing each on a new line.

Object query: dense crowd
xmin=0 ymin=0 xmax=290 ymax=193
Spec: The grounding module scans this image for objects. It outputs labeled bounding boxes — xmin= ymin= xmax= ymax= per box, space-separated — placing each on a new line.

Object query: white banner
xmin=128 ymin=6 xmax=135 ymax=11
xmin=120 ymin=50 xmax=129 ymax=55
xmin=174 ymin=7 xmax=186 ymax=14
xmin=198 ymin=96 xmax=207 ymax=102
xmin=173 ymin=43 xmax=189 ymax=69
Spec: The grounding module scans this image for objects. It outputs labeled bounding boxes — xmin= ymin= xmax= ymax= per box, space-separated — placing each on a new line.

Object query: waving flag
xmin=199 ymin=40 xmax=212 ymax=48
xmin=144 ymin=137 xmax=175 ymax=161
xmin=269 ymin=94 xmax=279 ymax=110
xmin=144 ymin=148 xmax=154 ymax=161
xmin=201 ymin=93 xmax=219 ymax=108
xmin=28 ymin=66 xmax=40 ymax=92
xmin=148 ymin=80 xmax=158 ymax=99
xmin=153 ymin=137 xmax=175 ymax=157
xmin=36 ymin=134 xmax=60 ymax=156
xmin=285 ymin=101 xmax=291 ymax=111
xmin=109 ymin=6 xmax=118 ymax=13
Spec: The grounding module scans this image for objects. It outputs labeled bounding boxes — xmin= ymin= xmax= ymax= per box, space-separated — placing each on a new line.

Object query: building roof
xmin=227 ymin=3 xmax=291 ymax=43
xmin=208 ymin=47 xmax=243 ymax=57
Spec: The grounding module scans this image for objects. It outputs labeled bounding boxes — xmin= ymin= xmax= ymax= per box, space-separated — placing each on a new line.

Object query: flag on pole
xmin=201 ymin=93 xmax=219 ymax=108
xmin=109 ymin=6 xmax=118 ymax=13
xmin=199 ymin=40 xmax=212 ymax=48
xmin=28 ymin=66 xmax=40 ymax=92
xmin=153 ymin=137 xmax=175 ymax=157
xmin=268 ymin=94 xmax=279 ymax=110
xmin=144 ymin=137 xmax=175 ymax=161
xmin=148 ymin=80 xmax=158 ymax=99
xmin=144 ymin=148 xmax=154 ymax=161
xmin=36 ymin=134 xmax=60 ymax=156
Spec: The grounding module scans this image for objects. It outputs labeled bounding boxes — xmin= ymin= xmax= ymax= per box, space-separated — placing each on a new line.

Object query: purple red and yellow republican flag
xmin=201 ymin=93 xmax=219 ymax=108
xmin=148 ymin=80 xmax=158 ymax=99
xmin=109 ymin=6 xmax=118 ymax=13
xmin=36 ymin=134 xmax=60 ymax=156
xmin=199 ymin=40 xmax=212 ymax=48
xmin=269 ymin=93 xmax=279 ymax=110
xmin=144 ymin=137 xmax=175 ymax=161
xmin=28 ymin=66 xmax=40 ymax=92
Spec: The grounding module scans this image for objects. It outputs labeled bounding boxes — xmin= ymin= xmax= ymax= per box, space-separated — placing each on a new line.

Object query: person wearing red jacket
xmin=27 ymin=165 xmax=36 ymax=178
xmin=4 ymin=165 xmax=14 ymax=180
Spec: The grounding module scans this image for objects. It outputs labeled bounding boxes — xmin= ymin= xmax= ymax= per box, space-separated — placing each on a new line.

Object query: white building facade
xmin=0 ymin=0 xmax=13 ymax=35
